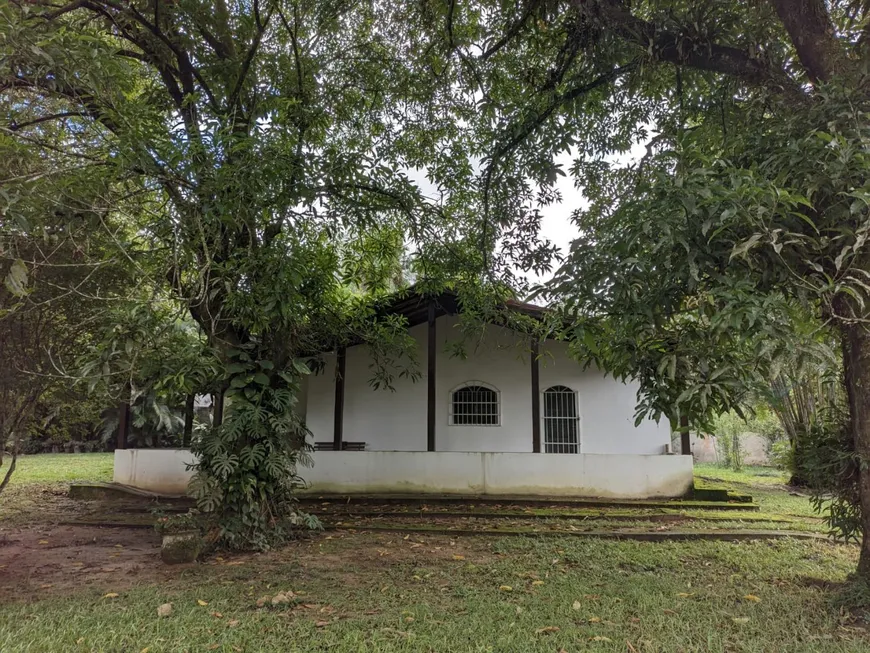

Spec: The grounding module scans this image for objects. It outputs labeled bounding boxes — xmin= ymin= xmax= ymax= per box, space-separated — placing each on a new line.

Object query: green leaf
xmin=729 ymin=234 xmax=762 ymax=261
xmin=4 ymin=259 xmax=30 ymax=296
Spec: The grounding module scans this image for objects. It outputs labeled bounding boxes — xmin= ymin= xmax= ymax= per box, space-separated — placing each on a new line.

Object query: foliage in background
xmin=710 ymin=407 xmax=785 ymax=471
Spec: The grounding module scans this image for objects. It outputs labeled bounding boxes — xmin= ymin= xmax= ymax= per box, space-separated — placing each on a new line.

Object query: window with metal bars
xmin=543 ymin=385 xmax=579 ymax=453
xmin=449 ymin=383 xmax=500 ymax=426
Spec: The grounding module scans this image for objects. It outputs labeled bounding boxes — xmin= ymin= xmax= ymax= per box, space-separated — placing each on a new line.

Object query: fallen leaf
xmin=499 ymin=585 xmax=513 ymax=592
xmin=256 ymin=595 xmax=271 ymax=608
xmin=76 ymin=638 xmax=84 ymax=645
xmin=590 ymin=635 xmax=612 ymax=642
xmin=535 ymin=626 xmax=560 ymax=634
xmin=743 ymin=594 xmax=761 ymax=602
xmin=272 ymin=593 xmax=292 ymax=606
xmin=157 ymin=603 xmax=173 ymax=618
xmin=452 ymin=554 xmax=465 ymax=561
xmin=663 ymin=609 xmax=677 ymax=615
xmin=39 ymin=584 xmax=52 ymax=589
xmin=140 ymin=648 xmax=150 ymax=653
xmin=588 ymin=616 xmax=601 ymax=623
xmin=211 ymin=611 xmax=223 ymax=619
xmin=732 ymin=617 xmax=750 ymax=624
xmin=103 ymin=593 xmax=119 ymax=599
xmin=38 ymin=540 xmax=49 ymax=545
xmin=114 ymin=544 xmax=124 ymax=549
xmin=315 ymin=620 xmax=330 ymax=627
xmin=531 ymin=580 xmax=545 ymax=586
xmin=228 ymin=619 xmax=240 ymax=627
xmin=676 ymin=592 xmax=695 ymax=598
xmin=572 ymin=600 xmax=582 ymax=611
xmin=405 ymin=616 xmax=415 ymax=623
xmin=197 ymin=599 xmax=209 ymax=606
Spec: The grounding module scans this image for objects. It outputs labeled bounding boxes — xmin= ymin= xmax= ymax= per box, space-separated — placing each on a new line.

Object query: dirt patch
xmin=0 ymin=521 xmax=498 ymax=603
xmin=0 ymin=524 xmax=167 ymax=600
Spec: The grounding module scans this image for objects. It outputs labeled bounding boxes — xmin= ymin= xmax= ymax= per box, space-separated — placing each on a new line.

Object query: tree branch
xmin=769 ymin=0 xmax=849 ymax=84
xmin=481 ymin=0 xmax=542 ymax=61
xmin=576 ymin=0 xmax=804 ymax=96
xmin=8 ymin=111 xmax=88 ymax=131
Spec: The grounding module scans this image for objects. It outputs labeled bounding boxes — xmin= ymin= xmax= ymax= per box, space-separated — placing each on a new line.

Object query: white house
xmin=114 ymin=288 xmax=693 ymax=498
xmin=295 ymin=288 xmax=693 ymax=498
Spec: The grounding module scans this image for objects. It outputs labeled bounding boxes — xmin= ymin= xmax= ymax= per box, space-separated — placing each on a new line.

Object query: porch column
xmin=333 ymin=346 xmax=347 ymax=450
xmin=531 ymin=338 xmax=541 ymax=453
xmin=427 ymin=300 xmax=436 ymax=452
xmin=182 ymin=393 xmax=194 ymax=447
xmin=213 ymin=389 xmax=225 ymax=427
xmin=680 ymin=414 xmax=691 ymax=455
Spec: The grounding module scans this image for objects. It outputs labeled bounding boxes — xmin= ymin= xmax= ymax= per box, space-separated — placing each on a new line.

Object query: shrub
xmin=801 ymin=408 xmax=861 ymax=542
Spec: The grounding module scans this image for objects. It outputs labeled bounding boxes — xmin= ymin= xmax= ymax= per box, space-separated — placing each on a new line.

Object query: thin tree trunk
xmin=0 ymin=451 xmax=17 ymax=495
xmin=840 ymin=319 xmax=870 ymax=576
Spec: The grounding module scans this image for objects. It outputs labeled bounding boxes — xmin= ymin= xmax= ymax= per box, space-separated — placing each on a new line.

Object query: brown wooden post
xmin=427 ymin=300 xmax=437 ymax=452
xmin=531 ymin=338 xmax=541 ymax=453
xmin=182 ymin=393 xmax=195 ymax=447
xmin=116 ymin=400 xmax=131 ymax=449
xmin=333 ymin=347 xmax=347 ymax=450
xmin=680 ymin=414 xmax=691 ymax=455
xmin=213 ymin=389 xmax=225 ymax=428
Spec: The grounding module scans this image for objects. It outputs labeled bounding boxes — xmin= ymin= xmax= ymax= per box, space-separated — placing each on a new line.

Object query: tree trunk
xmin=840 ymin=319 xmax=870 ymax=576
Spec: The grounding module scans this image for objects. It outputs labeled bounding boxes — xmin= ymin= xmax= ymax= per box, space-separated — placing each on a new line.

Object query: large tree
xmin=418 ymin=0 xmax=870 ymax=571
xmin=2 ymin=0 xmax=551 ymax=547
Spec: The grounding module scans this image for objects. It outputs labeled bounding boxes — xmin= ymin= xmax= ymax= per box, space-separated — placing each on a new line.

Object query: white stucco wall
xmin=112 ymin=449 xmax=694 ymax=499
xmin=113 ymin=448 xmax=195 ymax=495
xmin=305 ymin=315 xmax=672 ymax=454
xmin=305 ymin=451 xmax=694 ymax=498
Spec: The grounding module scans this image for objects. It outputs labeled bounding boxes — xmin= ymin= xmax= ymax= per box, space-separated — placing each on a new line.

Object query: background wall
xmin=679 ymin=432 xmax=772 ymax=466
xmin=304 ymin=315 xmax=672 ymax=454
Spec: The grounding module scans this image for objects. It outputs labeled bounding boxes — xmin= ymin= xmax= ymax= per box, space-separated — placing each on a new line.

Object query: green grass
xmin=5 ymin=453 xmax=113 ymax=486
xmin=694 ymin=463 xmax=790 ymax=487
xmin=0 ymin=457 xmax=860 ymax=651
xmin=0 ymin=535 xmax=865 ymax=652
xmin=693 ymin=463 xmax=823 ymax=521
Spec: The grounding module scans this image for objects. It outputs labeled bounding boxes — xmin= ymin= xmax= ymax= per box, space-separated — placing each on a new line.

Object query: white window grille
xmin=543 ymin=385 xmax=579 ymax=453
xmin=449 ymin=383 xmax=500 ymax=426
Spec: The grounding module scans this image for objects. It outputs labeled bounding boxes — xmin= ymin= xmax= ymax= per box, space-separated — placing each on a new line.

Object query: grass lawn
xmin=694 ymin=462 xmax=823 ymax=520
xmin=0 ymin=533 xmax=865 ymax=652
xmin=0 ymin=454 xmax=113 ymax=525
xmin=5 ymin=453 xmax=113 ymax=486
xmin=0 ymin=456 xmax=865 ymax=652
xmin=694 ymin=463 xmax=790 ymax=487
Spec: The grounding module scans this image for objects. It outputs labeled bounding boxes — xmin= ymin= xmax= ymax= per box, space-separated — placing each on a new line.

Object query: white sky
xmin=527 ymin=142 xmax=648 ymax=285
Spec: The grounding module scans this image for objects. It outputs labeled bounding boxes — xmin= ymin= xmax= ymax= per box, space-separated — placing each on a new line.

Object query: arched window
xmin=449 ymin=383 xmax=500 ymax=426
xmin=543 ymin=385 xmax=579 ymax=453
